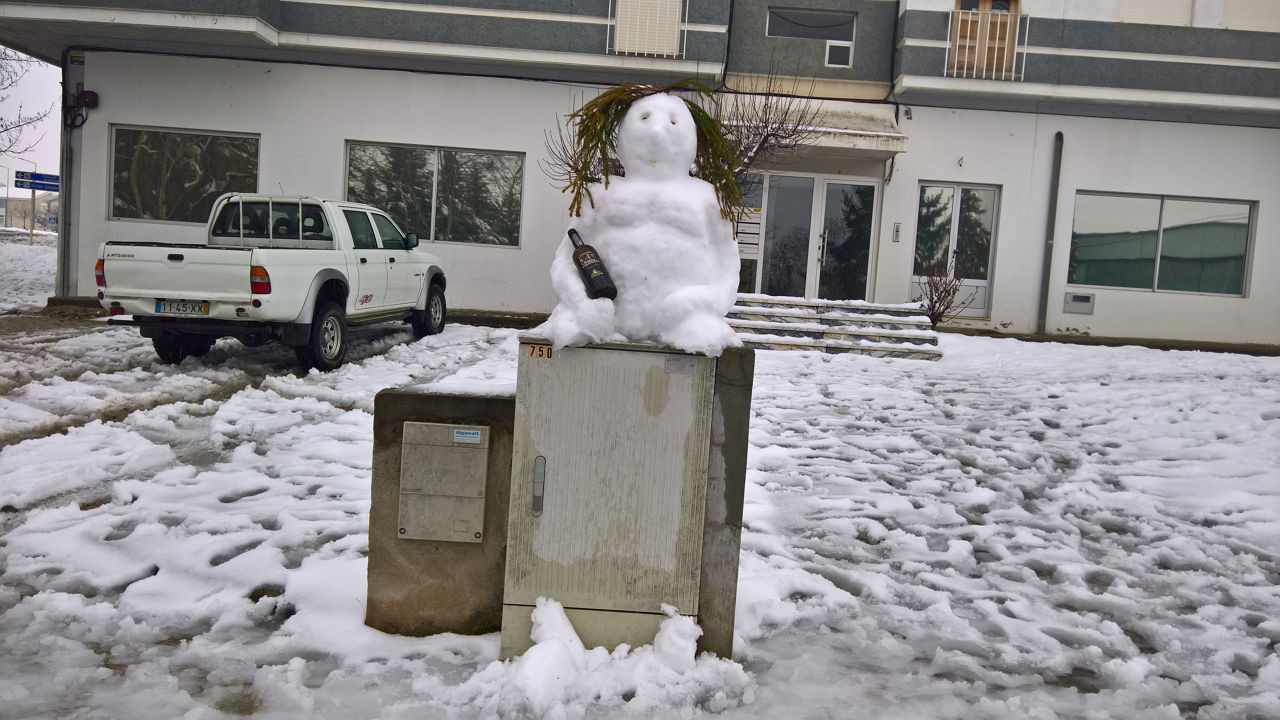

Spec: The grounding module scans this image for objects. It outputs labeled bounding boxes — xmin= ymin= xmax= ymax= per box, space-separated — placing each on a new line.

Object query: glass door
xmin=760 ymin=176 xmax=814 ymax=298
xmin=911 ymin=183 xmax=998 ymax=317
xmin=758 ymin=175 xmax=878 ymax=301
xmin=818 ymin=181 xmax=876 ymax=301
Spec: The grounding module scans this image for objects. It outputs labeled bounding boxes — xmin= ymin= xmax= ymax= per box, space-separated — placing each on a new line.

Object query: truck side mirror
xmin=405 ymin=233 xmax=419 ymax=249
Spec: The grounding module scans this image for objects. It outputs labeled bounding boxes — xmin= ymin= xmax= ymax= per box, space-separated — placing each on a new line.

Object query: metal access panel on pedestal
xmin=398 ymin=422 xmax=489 ymax=543
xmin=502 ymin=339 xmax=715 ymax=655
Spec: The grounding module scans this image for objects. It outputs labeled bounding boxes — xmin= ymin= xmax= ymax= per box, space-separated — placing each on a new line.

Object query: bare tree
xmin=0 ymin=48 xmax=54 ymax=158
xmin=714 ymin=67 xmax=826 ymax=177
xmin=911 ymin=253 xmax=977 ymax=330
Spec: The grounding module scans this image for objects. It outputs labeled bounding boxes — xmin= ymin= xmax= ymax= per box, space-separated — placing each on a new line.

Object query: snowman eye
xmin=640 ymin=111 xmax=651 ymax=120
xmin=669 ymin=113 xmax=678 ymax=125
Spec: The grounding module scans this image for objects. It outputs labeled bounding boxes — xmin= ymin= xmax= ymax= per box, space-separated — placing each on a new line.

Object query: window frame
xmin=1067 ymin=190 xmax=1255 ymax=297
xmin=109 ymin=124 xmax=259 ymax=226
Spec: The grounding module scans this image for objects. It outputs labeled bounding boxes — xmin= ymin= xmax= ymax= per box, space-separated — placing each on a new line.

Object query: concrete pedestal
xmin=365 ymin=392 xmax=515 ymax=636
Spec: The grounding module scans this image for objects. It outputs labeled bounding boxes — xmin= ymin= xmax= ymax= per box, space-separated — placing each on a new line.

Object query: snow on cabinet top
xmin=538 ymin=93 xmax=742 ymax=357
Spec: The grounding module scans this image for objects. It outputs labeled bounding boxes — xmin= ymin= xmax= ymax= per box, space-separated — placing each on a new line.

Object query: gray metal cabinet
xmin=502 ymin=340 xmax=717 ymax=655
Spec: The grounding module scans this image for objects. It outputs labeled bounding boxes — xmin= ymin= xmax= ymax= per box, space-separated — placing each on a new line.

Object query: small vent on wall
xmin=1063 ymin=292 xmax=1095 ymax=315
xmin=612 ymin=0 xmax=684 ymax=58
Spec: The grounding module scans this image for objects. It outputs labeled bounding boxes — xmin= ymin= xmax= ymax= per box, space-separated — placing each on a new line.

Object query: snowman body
xmin=541 ymin=93 xmax=741 ymax=357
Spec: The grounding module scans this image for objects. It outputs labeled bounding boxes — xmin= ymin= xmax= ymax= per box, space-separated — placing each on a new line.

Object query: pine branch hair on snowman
xmin=561 ymin=80 xmax=744 ymax=221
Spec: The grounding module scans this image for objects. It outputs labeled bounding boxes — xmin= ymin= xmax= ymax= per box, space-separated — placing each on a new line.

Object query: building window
xmin=1068 ymin=193 xmax=1252 ymax=296
xmin=766 ymin=9 xmax=855 ymax=68
xmin=111 ymin=126 xmax=258 ymax=223
xmin=346 ymin=142 xmax=524 ymax=247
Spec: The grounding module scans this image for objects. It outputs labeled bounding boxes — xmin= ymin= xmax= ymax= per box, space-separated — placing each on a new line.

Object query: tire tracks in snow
xmin=0 ymin=322 xmax=494 ymax=447
xmin=0 ymin=323 xmax=511 ymax=455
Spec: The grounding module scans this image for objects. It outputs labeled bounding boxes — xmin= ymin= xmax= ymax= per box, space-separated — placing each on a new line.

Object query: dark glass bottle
xmin=568 ymin=229 xmax=617 ymax=300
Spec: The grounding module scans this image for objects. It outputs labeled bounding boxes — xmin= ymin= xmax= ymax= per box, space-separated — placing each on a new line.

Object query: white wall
xmin=879 ymin=105 xmax=1280 ymax=345
xmin=72 ymin=51 xmax=591 ymax=313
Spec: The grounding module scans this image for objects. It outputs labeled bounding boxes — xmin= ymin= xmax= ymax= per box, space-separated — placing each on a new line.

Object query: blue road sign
xmin=15 ymin=179 xmax=60 ymax=192
xmin=15 ymin=171 xmax=60 ymax=184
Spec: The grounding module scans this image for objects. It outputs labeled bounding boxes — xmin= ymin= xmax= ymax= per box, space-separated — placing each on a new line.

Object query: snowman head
xmin=616 ymin=93 xmax=697 ymax=180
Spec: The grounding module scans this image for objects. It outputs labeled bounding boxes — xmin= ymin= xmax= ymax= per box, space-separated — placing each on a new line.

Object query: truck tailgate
xmin=103 ymin=244 xmax=255 ymax=303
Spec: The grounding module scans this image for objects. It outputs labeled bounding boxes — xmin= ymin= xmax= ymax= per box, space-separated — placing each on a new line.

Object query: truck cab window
xmin=241 ymin=202 xmax=270 ymax=239
xmin=300 ymin=204 xmax=331 ymax=240
xmin=343 ymin=209 xmax=379 ymax=250
xmin=372 ymin=214 xmax=405 ymax=250
xmin=213 ymin=201 xmax=270 ymax=238
xmin=211 ymin=201 xmax=241 ymax=237
xmin=270 ymin=202 xmax=301 ymax=240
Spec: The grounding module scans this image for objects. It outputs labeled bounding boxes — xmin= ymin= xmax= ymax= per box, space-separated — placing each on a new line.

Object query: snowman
xmin=538 ymin=91 xmax=742 ymax=357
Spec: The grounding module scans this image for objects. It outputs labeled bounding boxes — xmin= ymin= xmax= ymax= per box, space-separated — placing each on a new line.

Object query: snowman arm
xmin=549 ymin=234 xmax=592 ymax=307
xmin=704 ymin=197 xmax=741 ymax=296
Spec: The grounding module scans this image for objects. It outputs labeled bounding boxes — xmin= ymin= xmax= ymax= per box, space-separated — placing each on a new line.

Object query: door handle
xmin=389 ymin=257 xmax=396 ymax=263
xmin=531 ymin=456 xmax=546 ymax=516
xmin=360 ymin=257 xmax=367 ymax=264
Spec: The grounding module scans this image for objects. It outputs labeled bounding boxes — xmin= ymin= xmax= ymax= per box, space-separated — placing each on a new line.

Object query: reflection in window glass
xmin=913 ymin=185 xmax=954 ymax=276
xmin=346 ymin=142 xmax=524 ymax=246
xmin=820 ymin=183 xmax=874 ymax=301
xmin=767 ymin=9 xmax=854 ymax=41
xmin=347 ymin=143 xmax=435 ymax=238
xmin=1068 ymin=194 xmax=1160 ymax=289
xmin=1069 ymin=193 xmax=1250 ymax=295
xmin=112 ymin=127 xmax=258 ymax=223
xmin=435 ymin=149 xmax=524 ymax=246
xmin=762 ymin=175 xmax=814 ymax=298
xmin=955 ymin=187 xmax=995 ymax=280
xmin=1157 ymin=199 xmax=1249 ymax=294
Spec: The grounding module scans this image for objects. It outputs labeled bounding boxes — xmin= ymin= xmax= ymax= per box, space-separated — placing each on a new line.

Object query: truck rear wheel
xmin=187 ymin=336 xmax=216 ymax=357
xmin=296 ymin=301 xmax=347 ymax=371
xmin=152 ymin=333 xmax=214 ymax=364
xmin=412 ymin=283 xmax=446 ymax=338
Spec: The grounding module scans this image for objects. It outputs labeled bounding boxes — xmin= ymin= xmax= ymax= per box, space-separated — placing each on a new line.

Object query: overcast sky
xmin=2 ymin=53 xmax=61 ymax=197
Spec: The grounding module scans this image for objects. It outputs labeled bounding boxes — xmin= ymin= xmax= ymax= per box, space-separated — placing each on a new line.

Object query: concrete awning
xmin=806 ymin=101 xmax=907 ymax=157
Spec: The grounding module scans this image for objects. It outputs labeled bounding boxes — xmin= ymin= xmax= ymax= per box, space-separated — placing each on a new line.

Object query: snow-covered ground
xmin=0 ymin=227 xmax=57 ymax=313
xmin=1 ymin=236 xmax=1277 ymax=719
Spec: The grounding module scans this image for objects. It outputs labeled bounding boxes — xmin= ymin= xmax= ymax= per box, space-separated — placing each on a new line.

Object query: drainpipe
xmin=1036 ymin=131 xmax=1063 ymax=335
xmin=717 ymin=0 xmax=734 ymax=88
xmin=57 ymin=48 xmax=74 ymax=298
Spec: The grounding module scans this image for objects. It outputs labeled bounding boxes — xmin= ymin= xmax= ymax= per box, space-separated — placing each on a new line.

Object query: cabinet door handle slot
xmin=532 ymin=455 xmax=546 ymax=516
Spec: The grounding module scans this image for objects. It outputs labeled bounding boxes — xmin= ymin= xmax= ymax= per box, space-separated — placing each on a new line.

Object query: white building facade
xmin=0 ymin=0 xmax=1276 ymax=347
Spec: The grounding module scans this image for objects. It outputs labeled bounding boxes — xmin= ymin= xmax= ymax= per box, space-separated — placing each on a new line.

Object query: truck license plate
xmin=155 ymin=300 xmax=209 ymax=316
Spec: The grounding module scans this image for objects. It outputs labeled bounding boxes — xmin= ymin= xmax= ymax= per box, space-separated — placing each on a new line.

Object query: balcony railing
xmin=609 ymin=0 xmax=688 ymax=58
xmin=945 ymin=9 xmax=1030 ymax=81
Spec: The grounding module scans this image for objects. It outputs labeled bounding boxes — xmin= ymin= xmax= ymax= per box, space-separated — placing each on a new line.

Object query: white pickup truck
xmin=96 ymin=194 xmax=447 ymax=371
